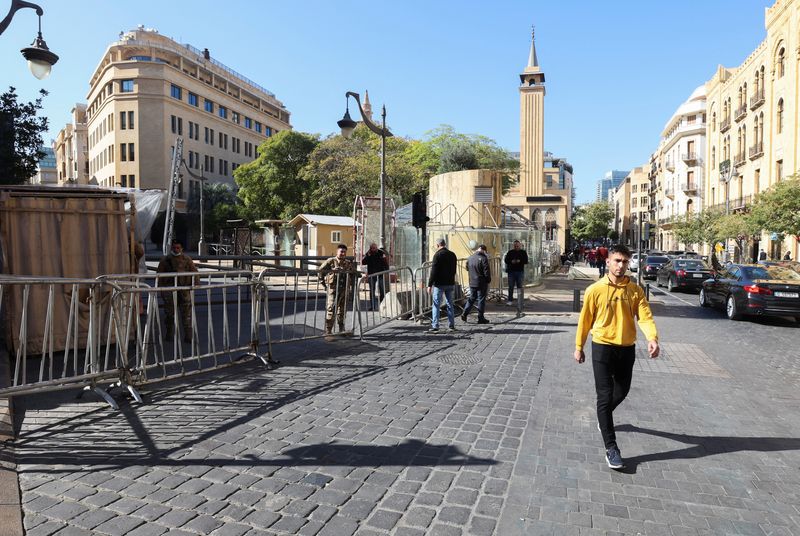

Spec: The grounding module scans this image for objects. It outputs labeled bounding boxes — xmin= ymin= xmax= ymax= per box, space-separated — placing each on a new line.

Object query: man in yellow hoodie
xmin=574 ymin=243 xmax=659 ymax=470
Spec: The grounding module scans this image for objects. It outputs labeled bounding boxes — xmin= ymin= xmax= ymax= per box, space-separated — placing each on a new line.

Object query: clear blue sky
xmin=1 ymin=0 xmax=769 ymax=202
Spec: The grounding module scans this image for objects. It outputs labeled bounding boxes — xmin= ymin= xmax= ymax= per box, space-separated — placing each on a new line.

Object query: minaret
xmin=519 ymin=28 xmax=546 ymax=197
xmin=362 ymin=90 xmax=373 ymax=122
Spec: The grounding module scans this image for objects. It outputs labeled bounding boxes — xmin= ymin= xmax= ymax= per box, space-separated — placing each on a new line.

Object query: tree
xmin=187 ymin=181 xmax=241 ymax=240
xmin=671 ymin=209 xmax=725 ymax=250
xmin=570 ymin=202 xmax=614 ymax=242
xmin=0 ymin=87 xmax=49 ymax=185
xmin=233 ymin=130 xmax=319 ymax=220
xmin=715 ymin=212 xmax=760 ymax=258
xmin=748 ymin=175 xmax=800 ymax=241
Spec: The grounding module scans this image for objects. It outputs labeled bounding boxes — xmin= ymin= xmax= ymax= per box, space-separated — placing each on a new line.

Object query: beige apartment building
xmin=612 ymin=166 xmax=650 ymax=247
xmin=705 ymin=0 xmax=799 ymax=260
xmin=53 ymin=104 xmax=89 ymax=185
xmin=84 ymin=26 xmax=291 ymax=209
xmin=502 ymin=32 xmax=573 ymax=252
xmin=652 ymin=85 xmax=707 ymax=252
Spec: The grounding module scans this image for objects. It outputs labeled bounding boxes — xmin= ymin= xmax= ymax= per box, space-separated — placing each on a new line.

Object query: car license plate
xmin=774 ymin=291 xmax=799 ymax=298
xmin=692 ymin=273 xmax=703 ymax=278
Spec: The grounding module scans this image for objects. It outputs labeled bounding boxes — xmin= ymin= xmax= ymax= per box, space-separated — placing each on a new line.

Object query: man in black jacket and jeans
xmin=504 ymin=240 xmax=528 ymax=304
xmin=426 ymin=237 xmax=458 ymax=333
xmin=462 ymin=244 xmax=491 ymax=324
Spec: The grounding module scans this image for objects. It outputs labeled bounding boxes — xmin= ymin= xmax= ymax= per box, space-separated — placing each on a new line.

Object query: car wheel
xmin=726 ymin=295 xmax=742 ymax=320
xmin=667 ymin=277 xmax=675 ymax=292
xmin=699 ymin=288 xmax=710 ymax=307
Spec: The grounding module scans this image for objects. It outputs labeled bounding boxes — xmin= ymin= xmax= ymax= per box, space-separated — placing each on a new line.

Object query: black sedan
xmin=656 ymin=259 xmax=713 ymax=292
xmin=700 ymin=263 xmax=800 ymax=322
xmin=641 ymin=255 xmax=669 ymax=280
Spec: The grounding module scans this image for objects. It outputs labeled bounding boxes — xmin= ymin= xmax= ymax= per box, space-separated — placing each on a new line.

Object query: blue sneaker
xmin=605 ymin=447 xmax=624 ymax=469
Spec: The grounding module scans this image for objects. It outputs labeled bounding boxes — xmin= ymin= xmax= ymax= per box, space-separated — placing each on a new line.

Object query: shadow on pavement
xmin=615 ymin=424 xmax=800 ymax=473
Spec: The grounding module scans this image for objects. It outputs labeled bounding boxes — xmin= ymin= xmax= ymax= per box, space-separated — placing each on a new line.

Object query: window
xmin=255 ymin=121 xmax=262 ymax=133
xmin=170 ymin=84 xmax=182 ymax=100
xmin=266 ymin=126 xmax=272 ymax=136
xmin=128 ymin=143 xmax=135 ymax=161
xmin=120 ymin=79 xmax=134 ymax=92
xmin=120 ymin=111 xmax=127 ymax=130
xmin=777 ymin=99 xmax=784 ymax=133
xmin=120 ymin=175 xmax=127 ymax=187
xmin=171 ymin=115 xmax=177 ymax=134
xmin=128 ymin=111 xmax=134 ymax=130
xmin=331 ymin=231 xmax=342 ymax=243
xmin=711 ymin=111 xmax=716 ymax=131
xmin=120 ymin=143 xmax=127 ymax=162
xmin=204 ymin=99 xmax=214 ymax=113
xmin=204 ymin=154 xmax=209 ymax=171
xmin=189 ymin=151 xmax=194 ymax=169
xmin=687 ymin=115 xmax=696 ymax=125
xmin=244 ymin=117 xmax=252 ymax=129
xmin=219 ymin=106 xmax=227 ymax=119
xmin=777 ymin=47 xmax=785 ymax=78
xmin=204 ymin=127 xmax=209 ymax=144
xmin=189 ymin=122 xmax=194 ymax=140
xmin=188 ymin=92 xmax=198 ymax=106
xmin=232 ymin=111 xmax=240 ymax=124
xmin=209 ymin=157 xmax=214 ymax=173
xmin=129 ymin=175 xmax=136 ymax=188
xmin=776 ymin=159 xmax=783 ymax=181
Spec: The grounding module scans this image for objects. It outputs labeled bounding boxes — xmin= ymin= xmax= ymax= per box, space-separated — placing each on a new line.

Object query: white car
xmin=630 ymin=253 xmax=646 ymax=272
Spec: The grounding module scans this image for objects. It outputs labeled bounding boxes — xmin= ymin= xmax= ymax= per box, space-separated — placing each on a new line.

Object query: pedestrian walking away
xmin=319 ymin=244 xmax=359 ymax=336
xmin=596 ymin=244 xmax=608 ymax=277
xmin=462 ymin=244 xmax=491 ymax=325
xmin=426 ymin=237 xmax=458 ymax=333
xmin=573 ymin=243 xmax=659 ymax=470
xmin=362 ymin=242 xmax=389 ymax=311
xmin=784 ymin=251 xmax=792 ymax=260
xmin=157 ymin=239 xmax=199 ymax=342
xmin=504 ymin=239 xmax=528 ymax=304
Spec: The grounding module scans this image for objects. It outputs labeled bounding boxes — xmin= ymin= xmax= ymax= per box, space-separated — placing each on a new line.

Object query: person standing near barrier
xmin=319 ymin=244 xmax=358 ymax=336
xmin=362 ymin=243 xmax=389 ymax=311
xmin=461 ymin=244 xmax=491 ymax=325
xmin=157 ymin=239 xmax=199 ymax=342
xmin=504 ymin=240 xmax=528 ymax=305
xmin=426 ymin=237 xmax=458 ymax=333
xmin=574 ymin=243 xmax=659 ymax=470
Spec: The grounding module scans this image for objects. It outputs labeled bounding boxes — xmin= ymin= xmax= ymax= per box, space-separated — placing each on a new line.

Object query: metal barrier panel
xmin=0 ymin=277 xmax=130 ymax=397
xmin=357 ymin=267 xmax=415 ymax=333
xmin=412 ymin=261 xmax=468 ymax=321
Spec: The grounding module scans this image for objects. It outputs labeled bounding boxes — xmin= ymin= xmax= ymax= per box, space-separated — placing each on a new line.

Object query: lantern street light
xmin=0 ymin=0 xmax=59 ymax=80
xmin=337 ymin=91 xmax=393 ymax=250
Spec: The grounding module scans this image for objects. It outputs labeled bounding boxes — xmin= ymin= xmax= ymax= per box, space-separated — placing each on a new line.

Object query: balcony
xmin=733 ymin=153 xmax=747 ymax=168
xmin=749 ymin=142 xmax=764 ymax=160
xmin=734 ymin=104 xmax=747 ymax=122
xmin=664 ymin=187 xmax=675 ymax=199
xmin=720 ymin=117 xmax=732 ymax=133
xmin=729 ymin=195 xmax=753 ymax=211
xmin=749 ymin=89 xmax=765 ymax=110
xmin=665 ymin=158 xmax=675 ymax=171
xmin=681 ymin=152 xmax=699 ymax=164
xmin=681 ymin=181 xmax=700 ymax=194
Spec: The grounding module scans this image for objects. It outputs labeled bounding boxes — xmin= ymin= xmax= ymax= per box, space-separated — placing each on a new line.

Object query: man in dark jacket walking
xmin=426 ymin=238 xmax=458 ymax=333
xmin=462 ymin=244 xmax=491 ymax=324
xmin=504 ymin=240 xmax=528 ymax=304
xmin=362 ymin=243 xmax=389 ymax=310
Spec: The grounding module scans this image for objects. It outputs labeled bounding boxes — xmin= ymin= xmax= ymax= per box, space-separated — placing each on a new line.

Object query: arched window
xmin=753 ymin=116 xmax=759 ymax=149
xmin=711 ymin=146 xmax=716 ymax=169
xmin=777 ymin=47 xmax=785 ymax=78
xmin=742 ymin=125 xmax=746 ymax=160
xmin=737 ymin=127 xmax=742 ymax=157
xmin=545 ymin=209 xmax=557 ymax=242
xmin=711 ymin=111 xmax=717 ymax=131
xmin=738 ymin=86 xmax=743 ymax=108
xmin=531 ymin=208 xmax=542 ymax=229
xmin=759 ymin=112 xmax=764 ymax=143
xmin=723 ymin=101 xmax=728 ymax=121
xmin=760 ymin=65 xmax=765 ymax=89
xmin=777 ymin=98 xmax=784 ymax=133
xmin=727 ymin=98 xmax=732 ymax=120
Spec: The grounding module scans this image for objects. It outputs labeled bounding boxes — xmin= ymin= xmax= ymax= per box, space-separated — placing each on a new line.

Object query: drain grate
xmin=436 ymin=353 xmax=482 ymax=365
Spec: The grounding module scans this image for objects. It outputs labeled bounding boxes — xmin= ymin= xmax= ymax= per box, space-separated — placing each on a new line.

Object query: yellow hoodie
xmin=575 ymin=276 xmax=658 ymax=350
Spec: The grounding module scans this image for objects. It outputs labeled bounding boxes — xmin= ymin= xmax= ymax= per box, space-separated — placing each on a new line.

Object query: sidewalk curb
xmin=0 ymin=345 xmax=23 ymax=536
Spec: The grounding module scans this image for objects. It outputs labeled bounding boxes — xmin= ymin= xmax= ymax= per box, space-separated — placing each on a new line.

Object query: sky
xmin=0 ymin=0 xmax=771 ymax=203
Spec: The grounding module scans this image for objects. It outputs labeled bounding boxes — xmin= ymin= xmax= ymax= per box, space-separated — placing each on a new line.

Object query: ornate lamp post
xmin=0 ymin=0 xmax=59 ymax=80
xmin=719 ymin=159 xmax=739 ymax=261
xmin=337 ymin=91 xmax=393 ymax=250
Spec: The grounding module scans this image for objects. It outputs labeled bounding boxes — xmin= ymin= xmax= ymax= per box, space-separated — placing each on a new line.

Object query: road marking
xmin=650 ymin=287 xmax=699 ymax=308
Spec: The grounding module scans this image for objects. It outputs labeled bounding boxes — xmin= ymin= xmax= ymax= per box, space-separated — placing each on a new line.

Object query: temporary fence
xmin=358 ymin=267 xmax=416 ymax=332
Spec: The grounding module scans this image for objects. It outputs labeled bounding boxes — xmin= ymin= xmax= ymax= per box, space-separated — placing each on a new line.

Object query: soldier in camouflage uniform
xmin=157 ymin=239 xmax=199 ymax=342
xmin=318 ymin=244 xmax=358 ymax=335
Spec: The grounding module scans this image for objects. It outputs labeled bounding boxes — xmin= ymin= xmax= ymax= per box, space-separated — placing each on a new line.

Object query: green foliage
xmin=234 ymin=130 xmax=319 ymax=220
xmin=0 ymin=87 xmax=49 ymax=185
xmin=748 ymin=175 xmax=800 ymax=239
xmin=187 ymin=182 xmax=241 ymax=240
xmin=570 ymin=202 xmax=614 ymax=242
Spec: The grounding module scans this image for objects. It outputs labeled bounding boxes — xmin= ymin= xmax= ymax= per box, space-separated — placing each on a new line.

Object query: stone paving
xmin=6 ymin=271 xmax=800 ymax=535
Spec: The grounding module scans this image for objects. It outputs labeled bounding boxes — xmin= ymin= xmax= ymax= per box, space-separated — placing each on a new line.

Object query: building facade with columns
xmin=705 ymin=0 xmax=799 ymax=261
xmin=612 ymin=166 xmax=650 ymax=248
xmin=53 ymin=104 xmax=89 ymax=186
xmin=84 ymin=26 xmax=291 ymax=210
xmin=502 ymin=32 xmax=573 ymax=252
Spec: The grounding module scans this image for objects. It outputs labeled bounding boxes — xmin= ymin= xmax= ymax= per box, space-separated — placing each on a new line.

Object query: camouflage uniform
xmin=318 ymin=256 xmax=358 ymax=334
xmin=157 ymin=252 xmax=199 ymax=340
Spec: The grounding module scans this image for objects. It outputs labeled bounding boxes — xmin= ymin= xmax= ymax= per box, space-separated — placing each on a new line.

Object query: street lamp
xmin=337 ymin=91 xmax=393 ymax=250
xmin=719 ymin=159 xmax=739 ymax=261
xmin=0 ymin=0 xmax=59 ymax=80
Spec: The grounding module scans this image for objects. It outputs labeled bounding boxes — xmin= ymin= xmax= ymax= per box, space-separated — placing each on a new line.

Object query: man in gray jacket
xmin=461 ymin=244 xmax=491 ymax=324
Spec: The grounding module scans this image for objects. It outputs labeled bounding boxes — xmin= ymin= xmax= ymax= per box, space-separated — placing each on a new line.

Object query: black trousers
xmin=591 ymin=342 xmax=636 ymax=450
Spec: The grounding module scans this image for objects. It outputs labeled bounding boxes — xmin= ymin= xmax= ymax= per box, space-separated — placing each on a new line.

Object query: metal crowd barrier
xmin=412 ymin=261 xmax=468 ymax=321
xmin=358 ymin=267 xmax=415 ymax=333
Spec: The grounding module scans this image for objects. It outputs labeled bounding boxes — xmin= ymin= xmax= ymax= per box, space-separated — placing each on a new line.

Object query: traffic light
xmin=412 ymin=191 xmax=430 ymax=228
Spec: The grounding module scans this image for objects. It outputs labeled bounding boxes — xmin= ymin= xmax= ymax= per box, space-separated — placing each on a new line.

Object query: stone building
xmin=52 ymin=103 xmax=89 ymax=185
xmin=84 ymin=26 xmax=291 ymax=210
xmin=612 ymin=166 xmax=650 ymax=247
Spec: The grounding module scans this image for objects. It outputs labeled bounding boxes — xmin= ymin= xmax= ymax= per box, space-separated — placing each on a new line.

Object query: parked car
xmin=655 ymin=259 xmax=713 ymax=292
xmin=699 ymin=263 xmax=800 ymax=322
xmin=641 ymin=255 xmax=669 ymax=280
xmin=630 ymin=253 xmax=646 ymax=272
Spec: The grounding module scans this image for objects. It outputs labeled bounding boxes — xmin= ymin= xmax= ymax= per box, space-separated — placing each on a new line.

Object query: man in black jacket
xmin=504 ymin=240 xmax=528 ymax=304
xmin=462 ymin=244 xmax=491 ymax=324
xmin=362 ymin=243 xmax=389 ymax=310
xmin=426 ymin=238 xmax=458 ymax=333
